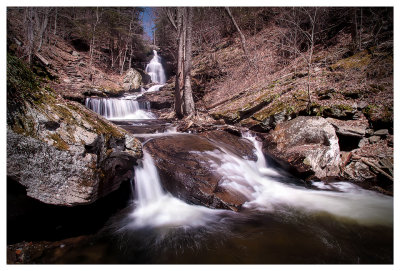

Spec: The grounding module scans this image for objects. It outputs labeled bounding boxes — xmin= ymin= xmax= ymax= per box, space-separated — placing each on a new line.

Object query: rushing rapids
xmin=127 ymin=133 xmax=392 ymax=229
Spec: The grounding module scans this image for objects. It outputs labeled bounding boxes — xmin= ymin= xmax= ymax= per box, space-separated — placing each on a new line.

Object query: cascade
xmin=127 ymin=151 xmax=225 ymax=230
xmin=203 ymin=133 xmax=393 ymax=226
xmin=85 ymin=97 xmax=154 ymax=120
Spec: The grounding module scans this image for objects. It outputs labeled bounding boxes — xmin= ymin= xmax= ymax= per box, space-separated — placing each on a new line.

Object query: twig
xmin=360 ymin=158 xmax=393 ymax=181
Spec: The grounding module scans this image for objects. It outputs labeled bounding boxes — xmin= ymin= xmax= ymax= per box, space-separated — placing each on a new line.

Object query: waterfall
xmin=145 ymin=50 xmax=166 ymax=84
xmin=85 ymin=97 xmax=154 ymax=120
xmin=127 ymin=151 xmax=225 ymax=230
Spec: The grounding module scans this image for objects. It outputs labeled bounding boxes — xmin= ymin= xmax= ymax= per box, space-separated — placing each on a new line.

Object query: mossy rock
xmin=330 ymin=50 xmax=372 ymax=71
xmin=311 ymin=103 xmax=356 ymax=120
xmin=362 ymin=104 xmax=393 ymax=130
xmin=7 ymin=54 xmax=143 ymax=206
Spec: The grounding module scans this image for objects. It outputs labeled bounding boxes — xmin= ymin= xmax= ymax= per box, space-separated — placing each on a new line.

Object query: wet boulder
xmin=144 ymin=131 xmax=257 ymax=211
xmin=262 ymin=116 xmax=341 ymax=180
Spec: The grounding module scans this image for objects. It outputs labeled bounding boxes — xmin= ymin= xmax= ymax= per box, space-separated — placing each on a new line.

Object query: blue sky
xmin=142 ymin=7 xmax=155 ymax=39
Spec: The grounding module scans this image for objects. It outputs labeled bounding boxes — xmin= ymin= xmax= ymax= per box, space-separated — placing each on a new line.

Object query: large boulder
xmin=144 ymin=131 xmax=257 ymax=211
xmin=7 ymin=55 xmax=142 ymax=206
xmin=262 ymin=116 xmax=341 ymax=180
xmin=122 ymin=68 xmax=142 ymax=91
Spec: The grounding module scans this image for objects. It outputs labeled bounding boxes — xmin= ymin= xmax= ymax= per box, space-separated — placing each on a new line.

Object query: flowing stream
xmin=77 ymin=51 xmax=394 ymax=264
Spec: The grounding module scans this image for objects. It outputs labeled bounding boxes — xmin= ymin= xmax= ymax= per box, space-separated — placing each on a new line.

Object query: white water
xmin=127 ymin=151 xmax=225 ymax=230
xmin=145 ymin=50 xmax=166 ymax=84
xmin=85 ymin=50 xmax=167 ymax=120
xmin=204 ymin=133 xmax=393 ymax=226
xmin=128 ymin=132 xmax=392 ymax=232
xmin=85 ymin=97 xmax=155 ymax=120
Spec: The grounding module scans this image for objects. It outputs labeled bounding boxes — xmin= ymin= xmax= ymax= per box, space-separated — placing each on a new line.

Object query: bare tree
xmin=163 ymin=7 xmax=196 ymax=118
xmin=36 ymin=8 xmax=50 ymax=52
xmin=89 ymin=7 xmax=100 ymax=67
xmin=272 ymin=7 xmax=319 ymax=111
xmin=183 ymin=7 xmax=195 ymax=116
xmin=224 ymin=7 xmax=249 ymax=59
xmin=25 ymin=7 xmax=34 ymax=64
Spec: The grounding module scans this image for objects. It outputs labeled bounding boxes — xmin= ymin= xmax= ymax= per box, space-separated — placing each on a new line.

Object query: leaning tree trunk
xmin=225 ymin=7 xmax=249 ymax=59
xmin=174 ymin=7 xmax=185 ymax=118
xmin=183 ymin=7 xmax=195 ymax=116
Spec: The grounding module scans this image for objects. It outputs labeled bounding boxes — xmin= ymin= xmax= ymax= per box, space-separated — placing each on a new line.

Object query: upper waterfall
xmin=145 ymin=50 xmax=166 ymax=84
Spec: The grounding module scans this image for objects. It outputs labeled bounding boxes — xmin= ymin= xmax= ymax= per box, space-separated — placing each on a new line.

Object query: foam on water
xmin=202 ymin=133 xmax=393 ymax=226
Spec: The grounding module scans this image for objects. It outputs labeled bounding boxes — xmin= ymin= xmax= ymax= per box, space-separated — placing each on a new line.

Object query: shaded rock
xmin=137 ymin=86 xmax=174 ymax=109
xmin=144 ymin=132 xmax=257 ymax=211
xmin=374 ymin=129 xmax=389 ymax=136
xmin=343 ymin=161 xmax=376 ymax=182
xmin=327 ymin=118 xmax=367 ymax=138
xmin=357 ymin=101 xmax=368 ymax=110
xmin=7 ymin=236 xmax=91 ymax=264
xmin=123 ymin=68 xmax=142 ymax=91
xmin=362 ymin=104 xmax=393 ymax=130
xmin=137 ymin=68 xmax=151 ymax=85
xmin=340 ymin=152 xmax=352 ymax=169
xmin=365 ymin=128 xmax=375 ymax=136
xmin=262 ymin=116 xmax=340 ymax=180
xmin=326 ymin=117 xmax=368 ymax=151
xmin=358 ymin=138 xmax=368 ymax=148
xmin=369 ymin=136 xmax=380 ymax=144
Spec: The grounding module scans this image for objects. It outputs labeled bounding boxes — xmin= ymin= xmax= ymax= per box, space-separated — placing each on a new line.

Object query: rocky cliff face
xmin=7 ymin=55 xmax=142 ymax=206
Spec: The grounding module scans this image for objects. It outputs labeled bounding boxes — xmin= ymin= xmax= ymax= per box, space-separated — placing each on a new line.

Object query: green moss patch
xmin=49 ymin=133 xmax=70 ymax=151
xmin=330 ymin=50 xmax=372 ymax=71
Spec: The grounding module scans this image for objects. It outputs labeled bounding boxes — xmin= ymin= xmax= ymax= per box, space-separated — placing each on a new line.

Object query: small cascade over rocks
xmin=126 ymin=151 xmax=226 ymax=230
xmin=203 ymin=132 xmax=393 ymax=226
xmin=85 ymin=96 xmax=154 ymax=120
xmin=122 ymin=131 xmax=392 ymax=233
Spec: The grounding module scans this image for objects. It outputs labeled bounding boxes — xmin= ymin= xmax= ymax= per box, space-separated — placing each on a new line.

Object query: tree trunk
xmin=183 ymin=7 xmax=195 ymax=116
xmin=89 ymin=7 xmax=99 ymax=67
xmin=120 ymin=44 xmax=128 ymax=75
xmin=225 ymin=7 xmax=249 ymax=58
xmin=174 ymin=7 xmax=184 ymax=118
xmin=128 ymin=43 xmax=133 ymax=69
xmin=25 ymin=7 xmax=35 ymax=64
xmin=37 ymin=8 xmax=49 ymax=52
xmin=306 ymin=8 xmax=317 ymax=113
xmin=54 ymin=7 xmax=57 ymax=35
